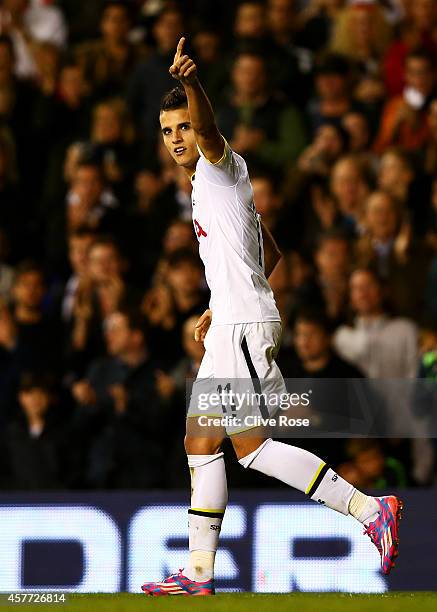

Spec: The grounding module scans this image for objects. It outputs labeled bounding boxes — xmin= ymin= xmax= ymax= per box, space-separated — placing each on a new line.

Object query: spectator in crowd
xmin=338 ymin=439 xmax=408 ymax=489
xmin=295 ymin=231 xmax=351 ymax=327
xmin=307 ymin=52 xmax=354 ymax=133
xmin=342 ymin=110 xmax=373 ymax=156
xmin=296 ymin=0 xmax=345 ymax=53
xmin=190 ymin=28 xmax=228 ymax=105
xmin=62 ymin=228 xmax=97 ymax=324
xmin=232 ymin=0 xmax=267 ymax=45
xmin=330 ymin=0 xmax=392 ymax=75
xmin=280 ymin=307 xmax=363 ymax=379
xmin=217 ymin=50 xmax=307 ymax=168
xmin=0 ymin=0 xmax=67 ymax=79
xmin=333 ymin=267 xmax=432 ymax=479
xmin=333 ymin=267 xmax=418 ymax=378
xmin=265 ymin=0 xmax=313 ymax=105
xmin=251 ymin=170 xmax=284 ymax=236
xmin=39 ymin=60 xmax=93 ymax=210
xmin=1 ymin=372 xmax=77 ymax=489
xmin=143 ymin=248 xmax=208 ymax=369
xmin=85 ymin=97 xmax=138 ymax=199
xmin=47 ymin=160 xmax=121 ymax=272
xmin=75 ymin=0 xmax=147 ymax=100
xmin=72 ymin=308 xmax=166 ymax=488
xmin=296 ymin=121 xmax=349 ymax=179
xmin=377 ymin=148 xmax=414 ymax=208
xmin=10 ymin=261 xmax=61 ymax=375
xmin=161 ymin=220 xmax=196 ymax=258
xmin=375 ymin=49 xmax=436 ymax=153
xmin=383 ymin=0 xmax=437 ymax=97
xmin=355 ymin=190 xmax=430 ymax=317
xmin=66 ymin=235 xmax=139 ymax=373
xmin=330 ymin=154 xmax=370 ymax=235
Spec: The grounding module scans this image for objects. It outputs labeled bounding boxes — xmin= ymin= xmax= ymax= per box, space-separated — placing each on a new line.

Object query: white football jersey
xmin=191 ymin=141 xmax=280 ymax=326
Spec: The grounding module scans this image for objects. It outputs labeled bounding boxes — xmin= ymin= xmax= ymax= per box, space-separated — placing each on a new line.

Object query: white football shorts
xmin=187 ymin=321 xmax=288 ymax=435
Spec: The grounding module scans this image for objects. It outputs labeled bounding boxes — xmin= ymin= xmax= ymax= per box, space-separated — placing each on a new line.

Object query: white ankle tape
xmin=238 ymin=439 xmax=273 ymax=469
xmin=187 ymin=452 xmax=224 ymax=468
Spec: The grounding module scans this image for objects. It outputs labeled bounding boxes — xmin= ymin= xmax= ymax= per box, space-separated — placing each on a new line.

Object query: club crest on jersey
xmin=194 ymin=219 xmax=207 ymax=239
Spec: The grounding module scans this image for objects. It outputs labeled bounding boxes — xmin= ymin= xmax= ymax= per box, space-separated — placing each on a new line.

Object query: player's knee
xmin=184 ymin=435 xmax=223 ymax=456
xmin=232 ymin=437 xmax=270 ymax=463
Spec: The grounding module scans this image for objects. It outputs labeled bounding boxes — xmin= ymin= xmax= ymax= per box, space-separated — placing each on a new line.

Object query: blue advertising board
xmin=0 ymin=490 xmax=435 ymax=593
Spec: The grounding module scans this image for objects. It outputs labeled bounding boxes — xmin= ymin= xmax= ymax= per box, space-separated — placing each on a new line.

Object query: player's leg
xmin=184 ymin=429 xmax=228 ymax=583
xmin=141 ymin=428 xmax=226 ymax=596
xmin=232 ymin=434 xmax=403 ymax=574
xmin=142 ymin=326 xmax=228 ymax=596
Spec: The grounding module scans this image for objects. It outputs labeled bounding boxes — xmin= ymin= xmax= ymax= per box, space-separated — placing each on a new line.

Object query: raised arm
xmin=261 ymin=221 xmax=282 ymax=278
xmin=169 ymin=37 xmax=224 ymax=163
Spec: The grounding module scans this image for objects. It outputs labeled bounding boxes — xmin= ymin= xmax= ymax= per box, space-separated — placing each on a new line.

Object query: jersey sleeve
xmin=197 ymin=138 xmax=245 ymax=186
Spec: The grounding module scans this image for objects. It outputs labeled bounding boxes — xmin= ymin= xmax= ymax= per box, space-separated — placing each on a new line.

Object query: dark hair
xmin=69 ymin=227 xmax=98 ymax=241
xmin=75 ymin=159 xmax=104 ymax=179
xmin=160 ymin=87 xmax=188 ymax=112
xmin=117 ymin=308 xmax=148 ymax=335
xmin=167 ymin=247 xmax=202 ymax=269
xmin=19 ymin=371 xmax=53 ymax=393
xmin=90 ymin=235 xmax=122 ymax=256
xmin=315 ymin=230 xmax=350 ymax=253
xmin=315 ymin=52 xmax=351 ymax=77
xmin=318 ymin=120 xmax=350 ymax=151
xmin=295 ymin=307 xmax=333 ymax=335
xmin=14 ymin=260 xmax=45 ymax=283
xmin=249 ymin=165 xmax=282 ymax=191
xmin=102 ymin=0 xmax=132 ymax=19
xmin=406 ymin=47 xmax=433 ymax=67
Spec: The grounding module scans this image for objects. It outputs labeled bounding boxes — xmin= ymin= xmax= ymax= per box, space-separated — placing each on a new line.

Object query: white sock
xmin=348 ymin=490 xmax=380 ymax=525
xmin=185 ymin=453 xmax=227 ymax=582
xmin=241 ymin=439 xmax=354 ymax=515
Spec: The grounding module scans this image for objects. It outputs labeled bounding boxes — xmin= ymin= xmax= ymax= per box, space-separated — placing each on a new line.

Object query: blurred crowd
xmin=0 ymin=0 xmax=436 ymax=491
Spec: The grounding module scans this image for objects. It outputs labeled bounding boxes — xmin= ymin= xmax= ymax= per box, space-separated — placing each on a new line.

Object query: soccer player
xmin=141 ymin=38 xmax=403 ymax=596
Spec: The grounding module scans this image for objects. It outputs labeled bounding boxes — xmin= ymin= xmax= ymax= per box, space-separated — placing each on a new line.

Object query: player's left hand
xmin=169 ymin=37 xmax=197 ymax=85
xmin=194 ymin=309 xmax=212 ymax=342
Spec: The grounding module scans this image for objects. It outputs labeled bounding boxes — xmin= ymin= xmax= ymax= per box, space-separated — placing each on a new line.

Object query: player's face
xmin=160 ymin=107 xmax=199 ymax=171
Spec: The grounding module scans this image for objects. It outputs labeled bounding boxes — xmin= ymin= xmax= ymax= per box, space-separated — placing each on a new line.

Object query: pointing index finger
xmin=174 ymin=37 xmax=185 ymax=63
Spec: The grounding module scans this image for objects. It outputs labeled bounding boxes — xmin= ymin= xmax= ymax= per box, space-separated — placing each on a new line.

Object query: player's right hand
xmin=169 ymin=37 xmax=197 ymax=85
xmin=194 ymin=309 xmax=212 ymax=342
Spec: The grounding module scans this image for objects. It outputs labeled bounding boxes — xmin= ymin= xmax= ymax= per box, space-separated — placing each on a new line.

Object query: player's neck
xmin=183 ymin=165 xmax=196 ymax=180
